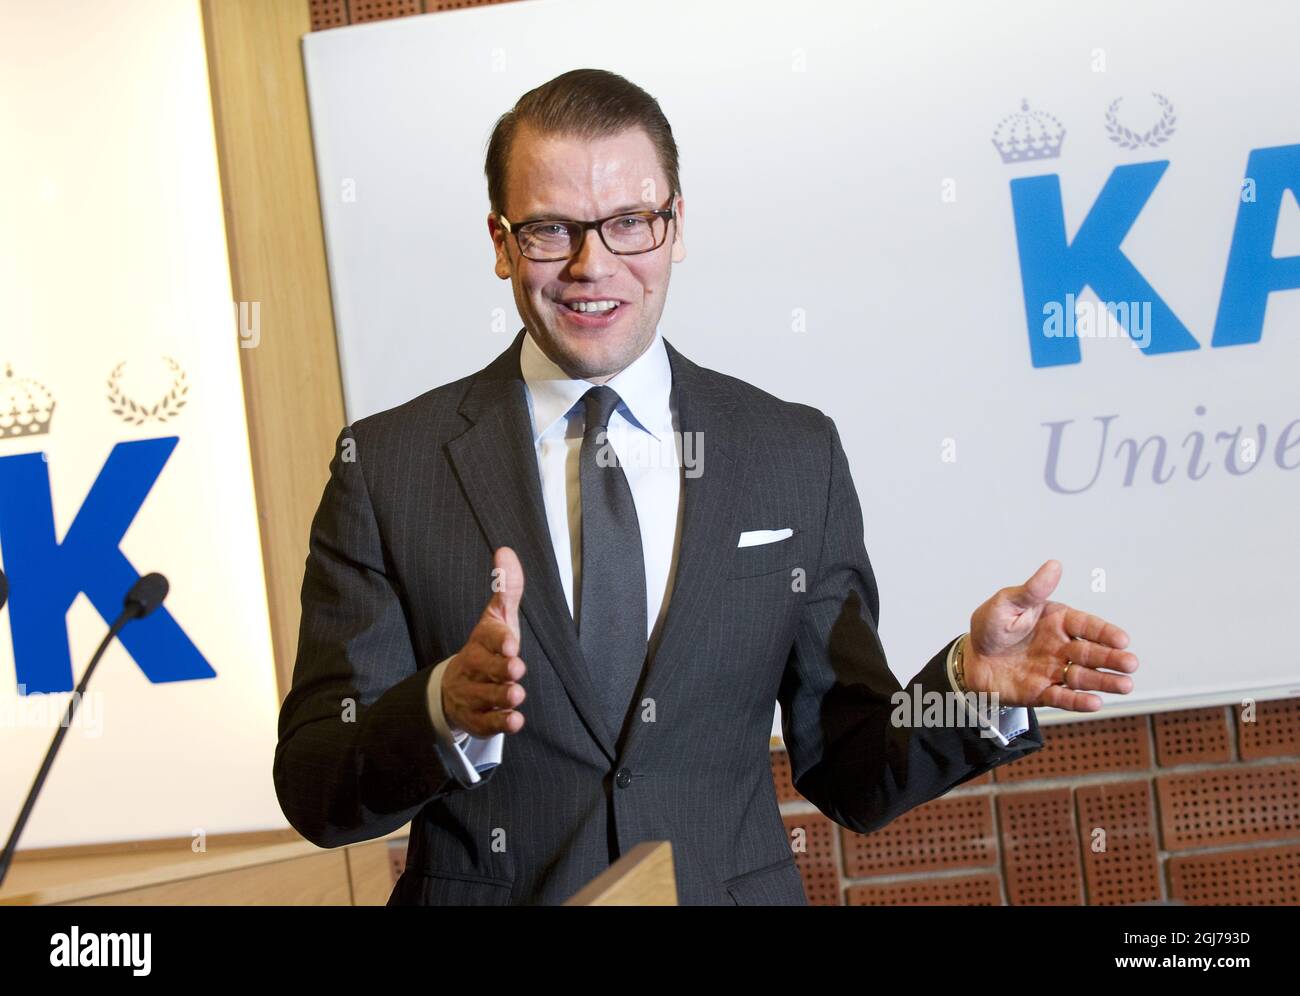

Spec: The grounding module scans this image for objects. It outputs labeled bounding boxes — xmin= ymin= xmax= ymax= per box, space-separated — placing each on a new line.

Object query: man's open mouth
xmin=557 ymin=299 xmax=624 ymax=324
xmin=561 ymin=299 xmax=620 ymax=313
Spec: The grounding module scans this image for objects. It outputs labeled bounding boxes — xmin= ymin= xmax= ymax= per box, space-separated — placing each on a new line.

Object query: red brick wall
xmin=309 ymin=0 xmax=524 ymax=31
xmin=773 ymin=700 xmax=1300 ymax=905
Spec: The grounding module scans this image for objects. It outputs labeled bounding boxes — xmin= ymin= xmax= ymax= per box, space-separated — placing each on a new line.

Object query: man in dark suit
xmin=273 ymin=69 xmax=1139 ymax=905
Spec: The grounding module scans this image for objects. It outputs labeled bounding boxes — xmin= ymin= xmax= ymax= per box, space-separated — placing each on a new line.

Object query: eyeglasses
xmin=497 ymin=193 xmax=676 ymax=262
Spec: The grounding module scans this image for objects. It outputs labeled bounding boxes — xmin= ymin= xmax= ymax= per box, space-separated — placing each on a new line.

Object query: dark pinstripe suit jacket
xmin=273 ymin=328 xmax=1044 ymax=905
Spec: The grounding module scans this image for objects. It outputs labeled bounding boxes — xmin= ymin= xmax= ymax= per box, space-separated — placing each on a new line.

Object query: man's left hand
xmin=961 ymin=560 xmax=1138 ymax=712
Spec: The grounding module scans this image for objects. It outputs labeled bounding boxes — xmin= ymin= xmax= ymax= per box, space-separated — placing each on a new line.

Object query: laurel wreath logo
xmin=1105 ymin=92 xmax=1177 ymax=149
xmin=107 ymin=356 xmax=189 ymax=425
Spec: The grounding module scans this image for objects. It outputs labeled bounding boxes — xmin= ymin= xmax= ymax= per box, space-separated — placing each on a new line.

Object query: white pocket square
xmin=737 ymin=528 xmax=793 ymax=548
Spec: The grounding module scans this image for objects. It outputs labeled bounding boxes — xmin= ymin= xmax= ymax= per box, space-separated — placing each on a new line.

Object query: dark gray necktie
xmin=576 ymin=385 xmax=648 ymax=737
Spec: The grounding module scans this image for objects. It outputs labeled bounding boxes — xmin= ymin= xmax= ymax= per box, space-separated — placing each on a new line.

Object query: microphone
xmin=122 ymin=572 xmax=168 ymax=623
xmin=0 ymin=572 xmax=170 ymax=888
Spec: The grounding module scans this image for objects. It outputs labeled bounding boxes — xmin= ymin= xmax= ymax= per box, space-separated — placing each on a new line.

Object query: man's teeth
xmin=564 ymin=300 xmax=619 ymax=313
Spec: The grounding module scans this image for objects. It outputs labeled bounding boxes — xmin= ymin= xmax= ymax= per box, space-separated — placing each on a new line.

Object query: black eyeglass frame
xmin=496 ymin=192 xmax=677 ymax=262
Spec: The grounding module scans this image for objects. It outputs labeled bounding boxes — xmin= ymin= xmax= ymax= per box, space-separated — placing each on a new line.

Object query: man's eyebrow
xmin=515 ymin=203 xmax=654 ymax=223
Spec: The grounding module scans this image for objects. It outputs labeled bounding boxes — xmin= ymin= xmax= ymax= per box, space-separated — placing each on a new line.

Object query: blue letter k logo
xmin=0 ymin=437 xmax=215 ymax=694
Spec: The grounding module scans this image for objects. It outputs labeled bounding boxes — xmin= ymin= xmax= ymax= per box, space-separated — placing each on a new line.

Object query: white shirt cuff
xmin=945 ymin=636 xmax=1030 ymax=747
xmin=426 ymin=655 xmax=505 ymax=784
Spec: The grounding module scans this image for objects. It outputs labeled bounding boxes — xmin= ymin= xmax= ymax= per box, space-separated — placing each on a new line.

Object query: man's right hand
xmin=441 ymin=546 xmax=528 ymax=738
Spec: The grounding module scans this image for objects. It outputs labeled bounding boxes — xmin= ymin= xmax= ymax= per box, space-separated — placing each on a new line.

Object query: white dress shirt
xmin=424 ymin=328 xmax=1028 ymax=785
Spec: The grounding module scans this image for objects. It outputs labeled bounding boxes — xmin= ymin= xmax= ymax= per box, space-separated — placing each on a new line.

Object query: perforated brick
xmin=998 ymin=789 xmax=1083 ymax=905
xmin=846 ymin=873 xmax=1002 ymax=906
xmin=1238 ymin=698 xmax=1300 ymax=761
xmin=1155 ymin=762 xmax=1300 ymax=851
xmin=841 ymin=795 xmax=995 ymax=877
xmin=309 ymin=0 xmax=349 ymax=30
xmin=427 ymin=0 xmax=520 ymax=11
xmin=1075 ymin=781 xmax=1161 ymax=905
xmin=1153 ymin=707 xmax=1231 ymax=766
xmin=783 ymin=811 xmax=840 ymax=905
xmin=349 ymin=0 xmax=421 ymax=22
xmin=1168 ymin=843 xmax=1300 ymax=905
xmin=770 ymin=747 xmax=800 ymax=803
xmin=994 ymin=715 xmax=1150 ymax=783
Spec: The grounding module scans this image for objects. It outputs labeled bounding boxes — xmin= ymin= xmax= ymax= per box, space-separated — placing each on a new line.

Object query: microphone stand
xmin=0 ymin=614 xmax=131 ymax=888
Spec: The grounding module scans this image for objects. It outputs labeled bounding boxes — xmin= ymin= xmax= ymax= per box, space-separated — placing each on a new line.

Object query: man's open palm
xmin=442 ymin=546 xmax=528 ymax=737
xmin=963 ymin=560 xmax=1139 ymax=712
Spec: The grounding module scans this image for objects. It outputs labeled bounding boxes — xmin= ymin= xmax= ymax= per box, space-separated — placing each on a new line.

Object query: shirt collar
xmin=519 ymin=326 xmax=673 ymax=442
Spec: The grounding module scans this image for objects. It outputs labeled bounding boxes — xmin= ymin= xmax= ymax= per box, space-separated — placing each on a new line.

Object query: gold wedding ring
xmin=1061 ymin=634 xmax=1085 ymax=684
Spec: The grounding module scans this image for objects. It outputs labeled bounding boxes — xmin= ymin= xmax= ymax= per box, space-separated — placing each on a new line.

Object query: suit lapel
xmin=619 ymin=337 xmax=750 ymax=757
xmin=447 ymin=329 xmax=752 ymax=763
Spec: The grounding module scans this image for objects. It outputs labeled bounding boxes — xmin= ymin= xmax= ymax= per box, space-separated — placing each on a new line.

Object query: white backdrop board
xmin=302 ymin=0 xmax=1300 ymax=722
xmin=0 ymin=0 xmax=286 ymax=846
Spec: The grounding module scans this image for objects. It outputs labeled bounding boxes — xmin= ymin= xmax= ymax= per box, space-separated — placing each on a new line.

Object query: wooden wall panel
xmin=60 ymin=852 xmax=351 ymax=906
xmin=201 ymin=0 xmax=347 ymax=698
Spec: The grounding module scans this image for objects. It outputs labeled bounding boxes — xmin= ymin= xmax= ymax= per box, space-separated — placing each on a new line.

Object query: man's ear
xmin=489 ymin=213 xmax=512 ymax=279
xmin=670 ymin=195 xmax=686 ymax=263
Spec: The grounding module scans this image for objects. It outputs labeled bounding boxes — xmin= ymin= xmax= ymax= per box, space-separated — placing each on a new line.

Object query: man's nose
xmin=567 ymin=226 xmax=617 ymax=279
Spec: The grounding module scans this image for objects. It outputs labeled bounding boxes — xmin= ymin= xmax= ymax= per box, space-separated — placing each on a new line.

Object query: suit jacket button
xmin=615 ymin=768 xmax=632 ymax=788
